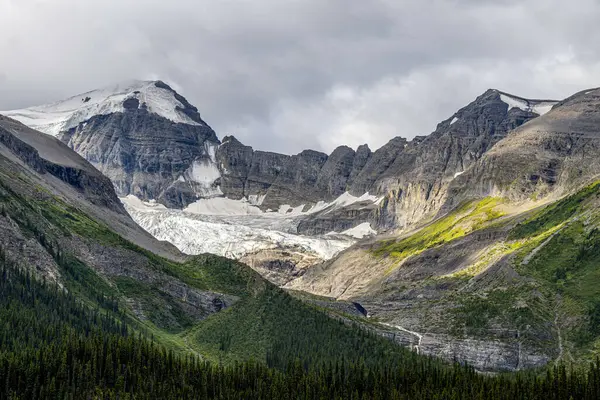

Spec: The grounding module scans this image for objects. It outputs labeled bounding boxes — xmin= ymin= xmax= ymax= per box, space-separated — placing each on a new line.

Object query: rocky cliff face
xmin=216 ymin=137 xmax=367 ymax=209
xmin=0 ymin=115 xmax=126 ymax=215
xmin=60 ymin=109 xmax=220 ymax=208
xmin=216 ymin=89 xmax=554 ymax=232
xmin=444 ymin=87 xmax=600 ymax=210
xmin=3 ymin=80 xmax=222 ymax=209
xmin=363 ymin=89 xmax=552 ymax=230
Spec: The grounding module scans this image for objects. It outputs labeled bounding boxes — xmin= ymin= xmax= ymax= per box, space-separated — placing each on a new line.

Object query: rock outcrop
xmin=217 ymin=89 xmax=554 ymax=231
xmin=364 ymin=89 xmax=551 ymax=229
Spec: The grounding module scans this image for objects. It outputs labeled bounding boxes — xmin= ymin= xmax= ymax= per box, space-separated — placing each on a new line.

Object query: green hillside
xmin=2 ymin=183 xmax=600 ymax=398
xmin=2 ymin=116 xmax=600 ymax=398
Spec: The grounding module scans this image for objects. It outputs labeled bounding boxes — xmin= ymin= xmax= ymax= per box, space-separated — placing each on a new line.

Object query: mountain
xmin=14 ymin=81 xmax=597 ymax=373
xmin=0 ymin=81 xmax=382 ymax=274
xmin=288 ymin=88 xmax=600 ymax=371
xmin=2 ymin=83 xmax=557 ymax=240
xmin=4 ymin=83 xmax=554 ymax=218
xmin=2 ymin=80 xmax=377 ymax=212
xmin=4 ymin=80 xmax=221 ymax=208
xmin=8 ymin=113 xmax=593 ymax=398
xmin=0 ymin=114 xmax=451 ymax=395
xmin=444 ymin=87 xmax=600 ymax=207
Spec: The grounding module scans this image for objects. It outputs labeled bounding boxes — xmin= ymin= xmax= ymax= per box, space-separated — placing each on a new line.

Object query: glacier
xmin=122 ymin=192 xmax=379 ymax=260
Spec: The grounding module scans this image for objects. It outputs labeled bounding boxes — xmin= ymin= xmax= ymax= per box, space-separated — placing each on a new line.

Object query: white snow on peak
xmin=2 ymin=80 xmax=202 ymax=136
xmin=453 ymin=171 xmax=464 ymax=179
xmin=499 ymin=93 xmax=558 ymax=116
xmin=450 ymin=117 xmax=459 ymax=125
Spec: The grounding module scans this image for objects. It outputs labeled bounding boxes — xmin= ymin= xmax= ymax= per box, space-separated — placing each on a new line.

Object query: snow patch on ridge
xmin=2 ymin=80 xmax=202 ymax=136
xmin=183 ymin=197 xmax=263 ymax=216
xmin=499 ymin=94 xmax=557 ymax=116
xmin=306 ymin=192 xmax=380 ymax=214
xmin=187 ymin=160 xmax=221 ymax=185
xmin=341 ymin=223 xmax=376 ymax=238
xmin=450 ymin=117 xmax=459 ymax=125
xmin=122 ymin=195 xmax=167 ymax=211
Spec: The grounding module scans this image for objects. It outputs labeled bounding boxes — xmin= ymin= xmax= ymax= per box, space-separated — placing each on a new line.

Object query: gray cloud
xmin=1 ymin=0 xmax=600 ymax=154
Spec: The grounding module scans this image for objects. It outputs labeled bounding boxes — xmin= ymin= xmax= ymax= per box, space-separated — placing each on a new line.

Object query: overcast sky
xmin=1 ymin=0 xmax=600 ymax=154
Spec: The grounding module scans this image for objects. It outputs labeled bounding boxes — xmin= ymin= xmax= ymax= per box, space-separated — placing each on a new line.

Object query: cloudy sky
xmin=1 ymin=0 xmax=600 ymax=154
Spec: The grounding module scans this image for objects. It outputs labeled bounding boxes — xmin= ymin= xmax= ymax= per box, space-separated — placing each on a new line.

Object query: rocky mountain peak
xmin=221 ymin=135 xmax=245 ymax=147
xmin=2 ymin=80 xmax=222 ymax=208
xmin=2 ymin=79 xmax=209 ymax=137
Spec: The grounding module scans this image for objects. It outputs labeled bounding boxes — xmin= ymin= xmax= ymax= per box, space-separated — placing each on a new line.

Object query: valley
xmin=3 ymin=80 xmax=600 ymax=378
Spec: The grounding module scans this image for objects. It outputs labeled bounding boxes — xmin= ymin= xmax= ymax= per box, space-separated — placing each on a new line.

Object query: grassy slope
xmin=368 ymin=182 xmax=600 ymax=363
xmin=373 ymin=197 xmax=506 ymax=263
xmin=508 ymin=183 xmax=600 ymax=357
xmin=0 ymin=170 xmax=427 ymax=369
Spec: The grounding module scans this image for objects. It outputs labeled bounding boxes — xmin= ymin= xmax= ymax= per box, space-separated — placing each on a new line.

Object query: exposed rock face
xmin=216 ymin=89 xmax=550 ymax=230
xmin=348 ymin=137 xmax=408 ymax=196
xmin=296 ymin=201 xmax=377 ymax=235
xmin=380 ymin=329 xmax=550 ymax=372
xmin=364 ymin=89 xmax=548 ymax=230
xmin=217 ymin=140 xmax=354 ymax=209
xmin=60 ymin=109 xmax=220 ymax=209
xmin=0 ymin=115 xmax=126 ymax=215
xmin=216 ymin=136 xmax=255 ymax=199
xmin=3 ymin=80 xmax=221 ymax=210
xmin=314 ymin=146 xmax=357 ymax=197
xmin=239 ymin=247 xmax=323 ymax=286
xmin=262 ymin=149 xmax=329 ymax=208
xmin=444 ymin=87 xmax=600 ymax=210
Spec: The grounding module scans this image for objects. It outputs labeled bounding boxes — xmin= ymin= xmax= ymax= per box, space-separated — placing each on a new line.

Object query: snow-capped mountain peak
xmin=2 ymin=80 xmax=205 ymax=136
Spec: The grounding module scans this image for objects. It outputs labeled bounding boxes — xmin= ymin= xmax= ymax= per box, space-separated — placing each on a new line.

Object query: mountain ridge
xmin=2 ymin=82 xmax=557 ymax=211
